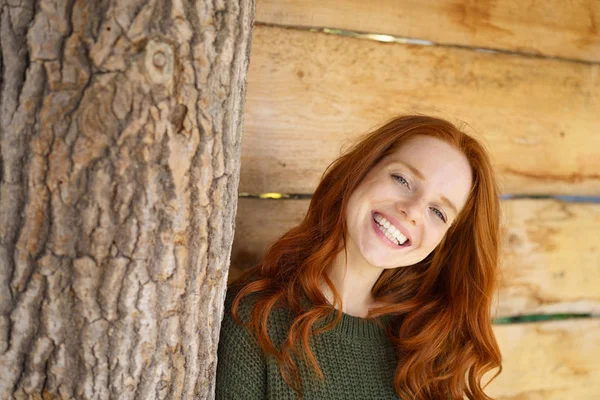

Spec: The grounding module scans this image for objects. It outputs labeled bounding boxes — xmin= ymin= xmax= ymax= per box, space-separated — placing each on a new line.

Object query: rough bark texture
xmin=0 ymin=0 xmax=255 ymax=398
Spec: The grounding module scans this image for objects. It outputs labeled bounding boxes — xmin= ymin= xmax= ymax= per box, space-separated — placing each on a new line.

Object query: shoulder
xmin=221 ymin=285 xmax=295 ymax=347
xmin=218 ymin=286 xmax=265 ymax=360
xmin=222 ymin=285 xmax=261 ymax=323
xmin=216 ymin=286 xmax=268 ymax=398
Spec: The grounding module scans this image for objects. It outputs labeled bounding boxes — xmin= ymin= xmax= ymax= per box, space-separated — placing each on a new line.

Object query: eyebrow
xmin=393 ymin=160 xmax=425 ymax=181
xmin=391 ymin=160 xmax=459 ymax=215
xmin=440 ymin=195 xmax=458 ymax=216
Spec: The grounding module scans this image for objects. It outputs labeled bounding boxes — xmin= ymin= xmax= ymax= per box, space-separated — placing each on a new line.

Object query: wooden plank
xmin=241 ymin=26 xmax=600 ymax=195
xmin=229 ymin=198 xmax=600 ymax=317
xmin=486 ymin=319 xmax=600 ymax=399
xmin=498 ymin=199 xmax=600 ymax=317
xmin=256 ymin=0 xmax=600 ymax=63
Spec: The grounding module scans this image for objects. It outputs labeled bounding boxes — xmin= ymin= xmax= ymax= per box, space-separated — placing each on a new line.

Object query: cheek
xmin=423 ymin=225 xmax=447 ymax=248
xmin=433 ymin=228 xmax=450 ymax=248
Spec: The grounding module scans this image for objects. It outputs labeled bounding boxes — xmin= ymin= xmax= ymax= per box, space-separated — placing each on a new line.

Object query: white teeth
xmin=373 ymin=213 xmax=408 ymax=245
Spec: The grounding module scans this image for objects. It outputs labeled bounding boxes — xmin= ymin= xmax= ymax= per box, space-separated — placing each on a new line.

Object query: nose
xmin=397 ymin=199 xmax=425 ymax=226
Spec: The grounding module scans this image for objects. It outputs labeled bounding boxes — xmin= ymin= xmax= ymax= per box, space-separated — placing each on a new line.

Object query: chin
xmin=364 ymin=253 xmax=397 ymax=269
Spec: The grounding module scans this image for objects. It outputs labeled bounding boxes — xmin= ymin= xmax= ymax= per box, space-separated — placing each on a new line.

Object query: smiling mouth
xmin=372 ymin=213 xmax=411 ymax=248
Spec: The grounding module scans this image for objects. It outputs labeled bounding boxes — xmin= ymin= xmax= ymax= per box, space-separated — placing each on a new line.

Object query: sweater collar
xmin=318 ymin=309 xmax=393 ymax=339
xmin=298 ymin=291 xmax=394 ymax=339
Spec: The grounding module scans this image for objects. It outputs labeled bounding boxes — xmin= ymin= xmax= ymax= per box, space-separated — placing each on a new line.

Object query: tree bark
xmin=0 ymin=0 xmax=255 ymax=398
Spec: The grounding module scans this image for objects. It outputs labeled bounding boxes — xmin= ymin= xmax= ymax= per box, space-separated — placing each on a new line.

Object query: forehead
xmin=383 ymin=135 xmax=465 ymax=169
xmin=388 ymin=135 xmax=455 ymax=159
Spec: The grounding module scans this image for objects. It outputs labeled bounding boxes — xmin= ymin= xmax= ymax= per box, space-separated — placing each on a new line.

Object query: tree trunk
xmin=0 ymin=0 xmax=255 ymax=398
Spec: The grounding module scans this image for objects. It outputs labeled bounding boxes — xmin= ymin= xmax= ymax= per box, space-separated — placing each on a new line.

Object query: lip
xmin=371 ymin=215 xmax=403 ymax=249
xmin=371 ymin=210 xmax=413 ymax=243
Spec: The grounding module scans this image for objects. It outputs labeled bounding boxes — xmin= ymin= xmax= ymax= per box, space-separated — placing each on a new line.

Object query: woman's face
xmin=344 ymin=134 xmax=473 ymax=269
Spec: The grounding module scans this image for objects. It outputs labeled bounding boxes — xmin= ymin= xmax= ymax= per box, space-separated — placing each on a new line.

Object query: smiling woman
xmin=216 ymin=114 xmax=503 ymax=400
xmin=343 ymin=134 xmax=473 ymax=273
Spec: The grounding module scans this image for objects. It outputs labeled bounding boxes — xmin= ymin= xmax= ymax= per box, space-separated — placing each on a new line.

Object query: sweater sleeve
xmin=215 ymin=291 xmax=267 ymax=399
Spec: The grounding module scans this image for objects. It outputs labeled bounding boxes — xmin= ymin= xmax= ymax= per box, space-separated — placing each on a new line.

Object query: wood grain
xmin=486 ymin=318 xmax=600 ymax=399
xmin=230 ymin=198 xmax=600 ymax=317
xmin=256 ymin=0 xmax=600 ymax=63
xmin=240 ymin=26 xmax=600 ymax=195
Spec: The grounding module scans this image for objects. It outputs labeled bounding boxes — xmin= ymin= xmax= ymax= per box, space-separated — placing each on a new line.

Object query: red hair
xmin=230 ymin=114 xmax=503 ymax=399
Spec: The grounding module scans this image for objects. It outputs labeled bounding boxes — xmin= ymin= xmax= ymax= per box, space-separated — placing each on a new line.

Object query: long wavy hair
xmin=229 ymin=114 xmax=503 ymax=399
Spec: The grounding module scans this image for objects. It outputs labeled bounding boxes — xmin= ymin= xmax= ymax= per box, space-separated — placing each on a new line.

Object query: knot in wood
xmin=153 ymin=51 xmax=167 ymax=68
xmin=145 ymin=40 xmax=174 ymax=85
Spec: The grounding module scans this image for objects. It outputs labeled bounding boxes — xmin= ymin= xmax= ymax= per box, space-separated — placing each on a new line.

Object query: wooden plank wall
xmin=229 ymin=1 xmax=600 ymax=398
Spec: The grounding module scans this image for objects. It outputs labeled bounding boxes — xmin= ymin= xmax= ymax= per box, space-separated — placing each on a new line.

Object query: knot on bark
xmin=144 ymin=40 xmax=174 ymax=86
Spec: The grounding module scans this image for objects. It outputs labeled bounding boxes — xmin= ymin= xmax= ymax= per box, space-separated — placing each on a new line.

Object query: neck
xmin=320 ymin=242 xmax=385 ymax=318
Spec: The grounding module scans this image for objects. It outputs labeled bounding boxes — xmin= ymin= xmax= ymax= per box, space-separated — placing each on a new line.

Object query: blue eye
xmin=431 ymin=207 xmax=447 ymax=223
xmin=392 ymin=174 xmax=410 ymax=188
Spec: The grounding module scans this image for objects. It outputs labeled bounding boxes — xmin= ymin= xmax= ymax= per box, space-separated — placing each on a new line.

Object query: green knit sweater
xmin=215 ymin=287 xmax=401 ymax=399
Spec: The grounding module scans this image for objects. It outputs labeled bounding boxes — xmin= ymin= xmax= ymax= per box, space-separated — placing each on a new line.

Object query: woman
xmin=215 ymin=114 xmax=503 ymax=399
